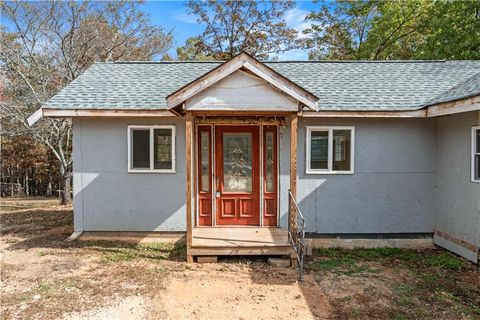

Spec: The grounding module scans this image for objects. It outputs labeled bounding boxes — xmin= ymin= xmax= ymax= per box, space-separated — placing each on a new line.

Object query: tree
xmin=177 ymin=37 xmax=216 ymax=61
xmin=1 ymin=1 xmax=173 ymax=204
xmin=177 ymin=0 xmax=300 ymax=60
xmin=304 ymin=0 xmax=480 ymax=60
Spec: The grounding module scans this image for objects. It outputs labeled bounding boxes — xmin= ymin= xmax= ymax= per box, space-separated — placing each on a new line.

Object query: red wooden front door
xmin=215 ymin=126 xmax=260 ymax=225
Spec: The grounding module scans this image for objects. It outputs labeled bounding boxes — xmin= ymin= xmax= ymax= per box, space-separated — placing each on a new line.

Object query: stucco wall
xmin=73 ymin=116 xmax=438 ymax=234
xmin=434 ymin=111 xmax=480 ymax=262
xmin=73 ymin=118 xmax=186 ymax=231
xmin=297 ymin=117 xmax=438 ymax=234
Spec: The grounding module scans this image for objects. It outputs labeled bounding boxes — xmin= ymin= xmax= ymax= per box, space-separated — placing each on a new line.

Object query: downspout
xmin=27 ymin=108 xmax=43 ymax=126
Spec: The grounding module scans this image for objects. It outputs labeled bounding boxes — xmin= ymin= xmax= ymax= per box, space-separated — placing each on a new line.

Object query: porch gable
xmin=166 ymin=52 xmax=319 ymax=112
xmin=185 ymin=70 xmax=299 ymax=111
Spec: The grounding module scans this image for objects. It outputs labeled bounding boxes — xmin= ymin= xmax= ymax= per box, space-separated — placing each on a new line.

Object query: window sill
xmin=305 ymin=170 xmax=354 ymax=175
xmin=471 ymin=179 xmax=480 ymax=184
xmin=128 ymin=169 xmax=176 ymax=174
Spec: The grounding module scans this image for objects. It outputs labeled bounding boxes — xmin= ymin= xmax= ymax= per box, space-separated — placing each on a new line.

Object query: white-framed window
xmin=127 ymin=125 xmax=176 ymax=173
xmin=306 ymin=126 xmax=355 ymax=174
xmin=472 ymin=126 xmax=480 ymax=183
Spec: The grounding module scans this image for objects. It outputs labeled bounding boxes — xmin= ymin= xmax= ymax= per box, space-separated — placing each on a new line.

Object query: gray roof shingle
xmin=44 ymin=60 xmax=480 ymax=111
xmin=425 ymin=72 xmax=480 ymax=106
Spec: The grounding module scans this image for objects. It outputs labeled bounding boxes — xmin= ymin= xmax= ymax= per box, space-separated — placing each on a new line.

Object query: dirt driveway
xmin=1 ymin=198 xmax=479 ymax=320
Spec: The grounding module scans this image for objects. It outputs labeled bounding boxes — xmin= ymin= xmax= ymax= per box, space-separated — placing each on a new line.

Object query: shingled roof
xmin=44 ymin=60 xmax=480 ymax=112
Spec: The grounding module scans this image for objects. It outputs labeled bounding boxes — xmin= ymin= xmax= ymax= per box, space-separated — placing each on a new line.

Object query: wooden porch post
xmin=289 ymin=114 xmax=298 ymax=236
xmin=289 ymin=114 xmax=298 ymax=268
xmin=185 ymin=112 xmax=194 ymax=263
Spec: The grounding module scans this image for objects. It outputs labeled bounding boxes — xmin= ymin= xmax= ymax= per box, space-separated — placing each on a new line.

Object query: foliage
xmin=313 ymin=247 xmax=419 ymax=261
xmin=1 ymin=134 xmax=60 ymax=197
xmin=177 ymin=37 xmax=218 ymax=61
xmin=176 ymin=0 xmax=301 ymax=60
xmin=0 ymin=1 xmax=173 ymax=203
xmin=424 ymin=253 xmax=464 ymax=271
xmin=305 ymin=0 xmax=480 ymax=60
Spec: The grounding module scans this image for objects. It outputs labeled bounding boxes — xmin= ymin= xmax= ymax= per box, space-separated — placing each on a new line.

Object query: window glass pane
xmin=200 ymin=131 xmax=210 ymax=192
xmin=310 ymin=131 xmax=328 ymax=170
xmin=333 ymin=130 xmax=351 ymax=171
xmin=153 ymin=129 xmax=172 ymax=170
xmin=265 ymin=132 xmax=274 ymax=192
xmin=132 ymin=129 xmax=150 ymax=169
xmin=223 ymin=133 xmax=252 ymax=192
xmin=476 ymin=130 xmax=480 ymax=153
xmin=475 ymin=155 xmax=480 ymax=180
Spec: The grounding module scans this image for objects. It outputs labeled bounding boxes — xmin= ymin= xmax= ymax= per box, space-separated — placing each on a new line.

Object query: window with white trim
xmin=472 ymin=126 xmax=480 ymax=182
xmin=128 ymin=125 xmax=175 ymax=173
xmin=306 ymin=126 xmax=355 ymax=174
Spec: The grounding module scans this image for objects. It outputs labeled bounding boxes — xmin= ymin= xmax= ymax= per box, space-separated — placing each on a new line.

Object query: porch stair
xmin=189 ymin=227 xmax=295 ymax=260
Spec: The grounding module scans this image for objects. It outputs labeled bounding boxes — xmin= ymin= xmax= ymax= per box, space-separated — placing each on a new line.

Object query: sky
xmin=141 ymin=0 xmax=318 ymax=60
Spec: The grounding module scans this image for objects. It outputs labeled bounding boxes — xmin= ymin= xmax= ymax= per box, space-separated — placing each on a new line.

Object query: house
xmin=29 ymin=53 xmax=480 ymax=264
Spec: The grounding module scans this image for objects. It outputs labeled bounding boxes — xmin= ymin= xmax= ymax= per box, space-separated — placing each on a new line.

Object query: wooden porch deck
xmin=189 ymin=227 xmax=295 ymax=260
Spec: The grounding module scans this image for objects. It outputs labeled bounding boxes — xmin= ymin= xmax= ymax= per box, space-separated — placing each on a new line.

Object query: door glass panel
xmin=333 ymin=130 xmax=351 ymax=171
xmin=310 ymin=131 xmax=328 ymax=170
xmin=265 ymin=132 xmax=274 ymax=192
xmin=200 ymin=131 xmax=210 ymax=192
xmin=223 ymin=133 xmax=252 ymax=192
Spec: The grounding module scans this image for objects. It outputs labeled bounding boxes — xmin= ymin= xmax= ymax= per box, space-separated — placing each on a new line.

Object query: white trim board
xmin=472 ymin=126 xmax=480 ymax=183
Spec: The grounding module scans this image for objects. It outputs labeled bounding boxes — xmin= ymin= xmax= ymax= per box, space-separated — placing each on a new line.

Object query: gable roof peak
xmin=166 ymin=51 xmax=319 ymax=111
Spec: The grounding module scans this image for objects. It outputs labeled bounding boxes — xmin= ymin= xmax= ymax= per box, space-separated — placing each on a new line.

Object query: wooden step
xmin=192 ymin=227 xmax=289 ymax=248
xmin=190 ymin=227 xmax=294 ymax=259
xmin=189 ymin=246 xmax=294 ymax=256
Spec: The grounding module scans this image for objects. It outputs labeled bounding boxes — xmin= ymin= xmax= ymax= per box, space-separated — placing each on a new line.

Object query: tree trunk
xmin=47 ymin=156 xmax=53 ymax=197
xmin=25 ymin=171 xmax=30 ymax=197
xmin=47 ymin=182 xmax=52 ymax=197
xmin=59 ymin=165 xmax=72 ymax=205
xmin=10 ymin=168 xmax=14 ymax=197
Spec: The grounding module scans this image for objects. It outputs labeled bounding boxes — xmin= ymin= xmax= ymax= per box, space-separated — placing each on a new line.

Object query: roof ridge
xmin=267 ymin=60 xmax=448 ymax=63
xmin=88 ymin=59 xmax=480 ymax=65
xmin=99 ymin=60 xmax=453 ymax=64
xmin=101 ymin=60 xmax=220 ymax=64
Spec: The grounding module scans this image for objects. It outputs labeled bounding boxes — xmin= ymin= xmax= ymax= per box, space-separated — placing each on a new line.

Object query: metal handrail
xmin=288 ymin=190 xmax=306 ymax=281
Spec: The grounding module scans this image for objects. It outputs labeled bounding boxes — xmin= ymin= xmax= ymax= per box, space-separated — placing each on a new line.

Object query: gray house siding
xmin=73 ymin=118 xmax=186 ymax=232
xmin=297 ymin=118 xmax=438 ymax=234
xmin=73 ymin=117 xmax=439 ymax=235
xmin=434 ymin=111 xmax=480 ymax=262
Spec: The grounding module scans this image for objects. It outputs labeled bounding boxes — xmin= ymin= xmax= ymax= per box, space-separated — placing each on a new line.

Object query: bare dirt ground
xmin=1 ymin=198 xmax=479 ymax=320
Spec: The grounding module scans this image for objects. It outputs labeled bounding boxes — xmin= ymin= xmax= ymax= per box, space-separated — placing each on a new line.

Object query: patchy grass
xmin=37 ymin=281 xmax=54 ymax=293
xmin=314 ymin=247 xmax=419 ymax=261
xmin=72 ymin=240 xmax=187 ymax=263
xmin=0 ymin=197 xmax=60 ymax=212
xmin=424 ymin=253 xmax=464 ymax=270
xmin=310 ymin=247 xmax=479 ymax=319
xmin=310 ymin=256 xmax=378 ymax=275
